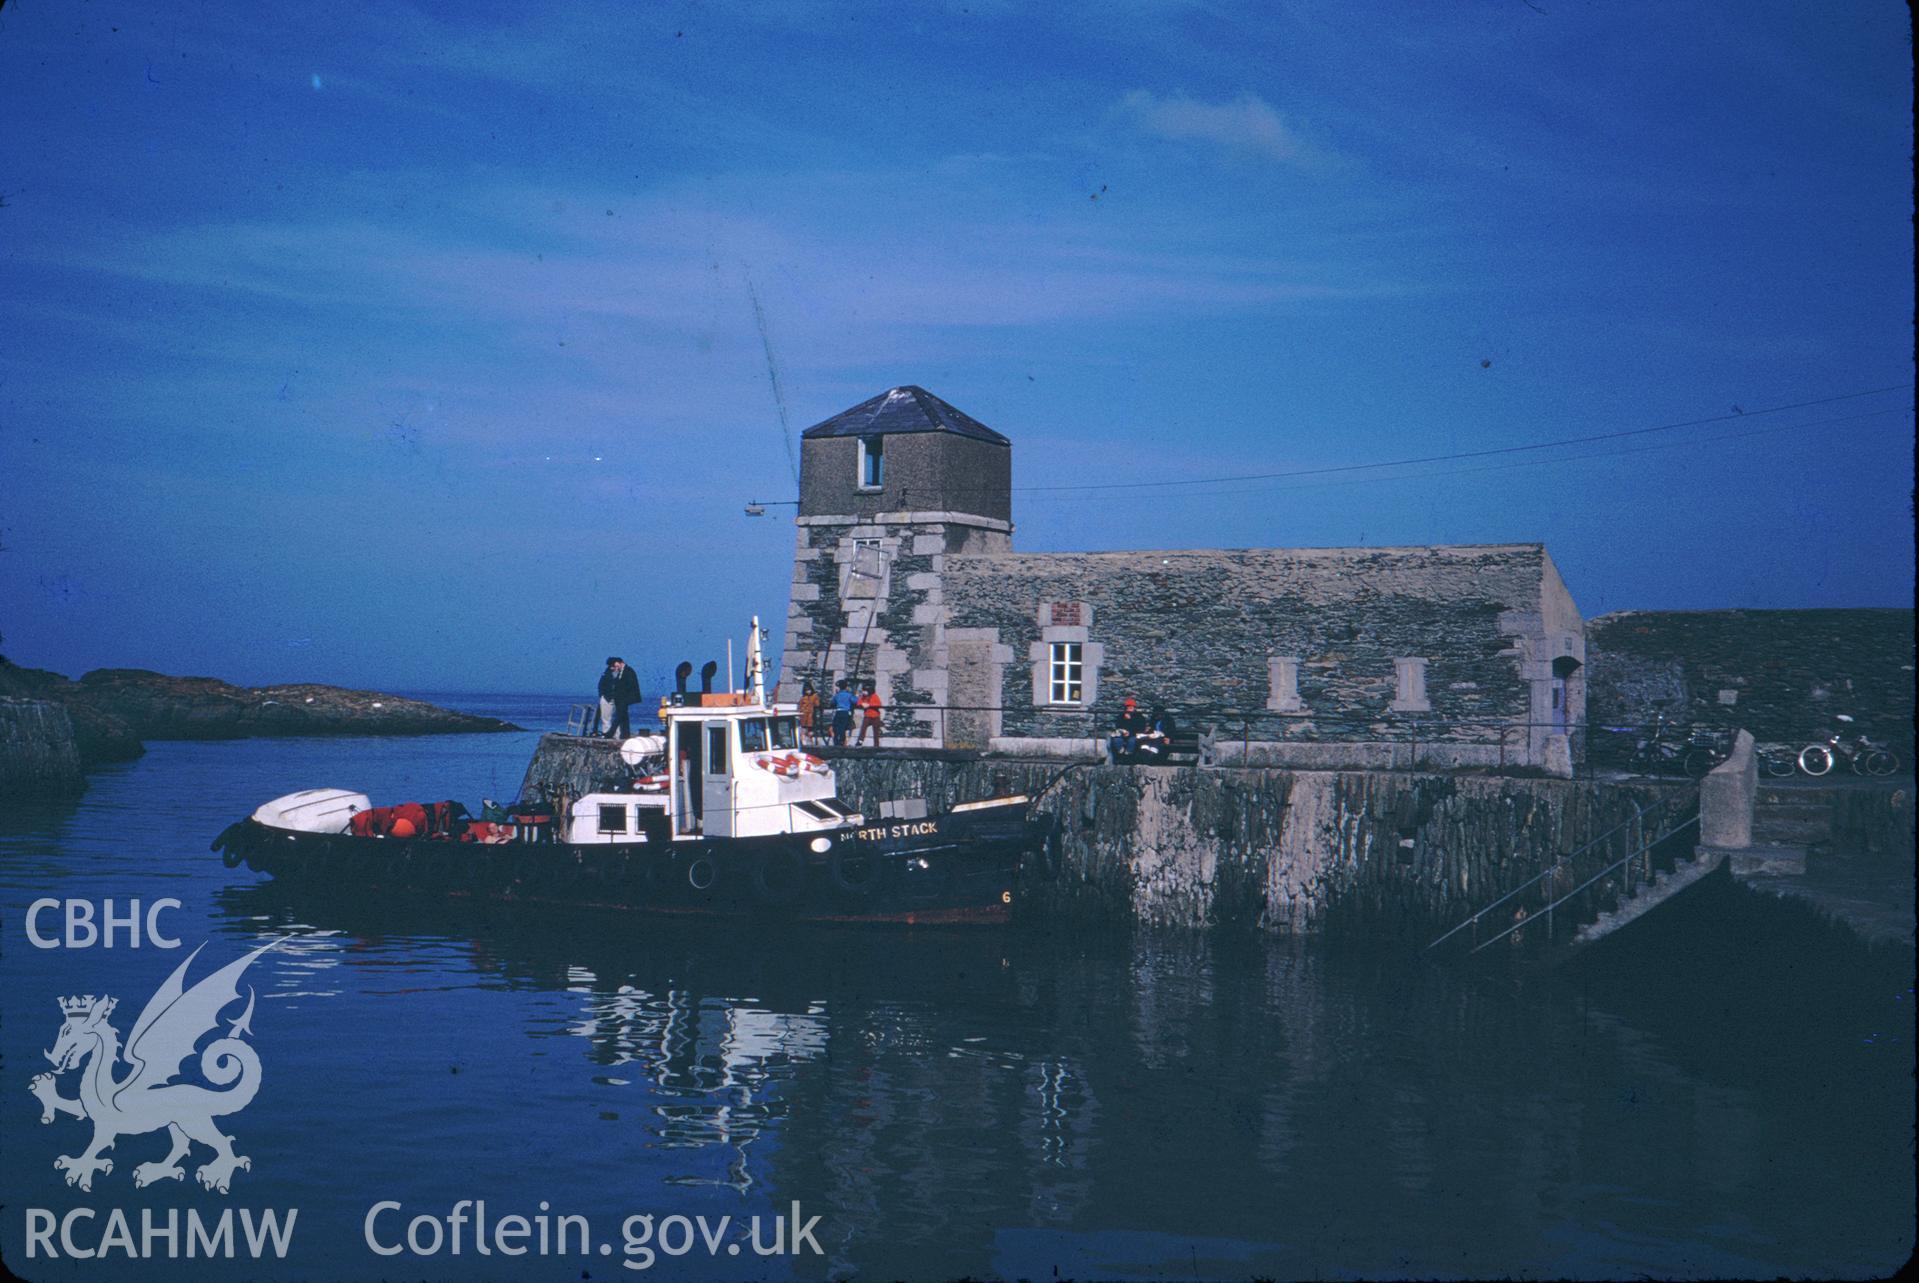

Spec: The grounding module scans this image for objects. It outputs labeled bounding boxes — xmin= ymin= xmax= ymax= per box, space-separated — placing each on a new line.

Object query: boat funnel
xmin=674 ymin=661 xmax=693 ymax=695
xmin=700 ymin=661 xmax=718 ymax=694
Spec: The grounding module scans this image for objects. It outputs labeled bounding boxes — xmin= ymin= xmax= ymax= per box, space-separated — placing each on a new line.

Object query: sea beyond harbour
xmin=0 ymin=693 xmax=1910 ymax=1281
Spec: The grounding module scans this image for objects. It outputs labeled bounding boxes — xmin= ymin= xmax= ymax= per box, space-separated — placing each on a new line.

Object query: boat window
xmin=771 ymin=717 xmax=800 ymax=750
xmin=597 ymin=804 xmax=629 ymax=834
xmin=739 ymin=718 xmax=768 ymax=753
xmin=798 ymin=800 xmax=837 ymax=820
xmin=707 ymin=723 xmax=728 ymax=774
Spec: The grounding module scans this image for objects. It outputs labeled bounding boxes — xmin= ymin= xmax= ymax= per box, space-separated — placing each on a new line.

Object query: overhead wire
xmin=736 ymin=382 xmax=1913 ymax=508
xmin=1012 ymin=403 xmax=1913 ymax=506
xmin=1012 ymin=383 xmax=1913 ymax=494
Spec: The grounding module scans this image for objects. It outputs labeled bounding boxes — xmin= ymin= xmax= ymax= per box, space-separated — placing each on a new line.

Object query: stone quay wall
xmin=1826 ymin=783 xmax=1915 ymax=862
xmin=829 ymin=756 xmax=1680 ymax=936
xmin=518 ymin=735 xmax=1685 ymax=938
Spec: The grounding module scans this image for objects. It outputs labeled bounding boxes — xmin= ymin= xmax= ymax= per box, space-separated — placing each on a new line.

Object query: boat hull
xmin=214 ymin=807 xmax=1050 ymax=926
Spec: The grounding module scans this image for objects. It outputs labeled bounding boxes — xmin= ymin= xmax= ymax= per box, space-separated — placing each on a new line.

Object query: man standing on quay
xmin=598 ymin=656 xmax=641 ymax=739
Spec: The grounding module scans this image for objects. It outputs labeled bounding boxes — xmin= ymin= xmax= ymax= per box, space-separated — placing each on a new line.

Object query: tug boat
xmin=212 ymin=621 xmax=1057 ymax=925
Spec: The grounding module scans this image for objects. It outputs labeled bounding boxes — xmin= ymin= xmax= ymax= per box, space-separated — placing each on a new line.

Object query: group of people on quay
xmin=1107 ymin=697 xmax=1176 ymax=763
xmin=594 ymin=656 xmax=642 ymax=738
xmin=589 ymin=657 xmax=888 ymax=746
xmin=593 ymin=657 xmax=1166 ymax=760
xmin=796 ymin=679 xmax=883 ymax=747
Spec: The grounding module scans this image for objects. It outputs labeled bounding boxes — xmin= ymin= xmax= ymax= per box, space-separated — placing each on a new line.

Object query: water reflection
xmin=206 ymin=882 xmax=1911 ymax=1280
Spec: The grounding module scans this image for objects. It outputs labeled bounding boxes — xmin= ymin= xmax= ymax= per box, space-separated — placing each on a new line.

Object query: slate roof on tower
xmin=800 ymin=386 xmax=1010 ymax=446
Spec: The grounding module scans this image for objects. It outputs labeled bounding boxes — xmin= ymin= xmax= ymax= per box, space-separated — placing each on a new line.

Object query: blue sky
xmin=1 ymin=0 xmax=1911 ymax=695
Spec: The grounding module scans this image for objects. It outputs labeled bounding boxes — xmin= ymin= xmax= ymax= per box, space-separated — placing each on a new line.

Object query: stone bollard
xmin=1543 ymin=733 xmax=1574 ymax=779
xmin=1699 ymin=729 xmax=1756 ymax=849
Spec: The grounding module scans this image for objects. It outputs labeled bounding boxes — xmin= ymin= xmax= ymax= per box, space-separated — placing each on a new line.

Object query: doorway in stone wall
xmin=1551 ymin=655 xmax=1583 ymax=733
xmin=945 ymin=639 xmax=1002 ymax=750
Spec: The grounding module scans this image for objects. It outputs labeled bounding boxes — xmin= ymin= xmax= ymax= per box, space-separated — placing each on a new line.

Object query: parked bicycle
xmin=1757 ymin=745 xmax=1799 ymax=778
xmin=1625 ymin=715 xmax=1722 ymax=778
xmin=1680 ymin=725 xmax=1731 ymax=778
xmin=1797 ymin=714 xmax=1900 ymax=777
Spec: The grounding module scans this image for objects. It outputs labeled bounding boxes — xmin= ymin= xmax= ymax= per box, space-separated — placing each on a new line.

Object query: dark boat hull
xmin=214 ymin=807 xmax=1052 ymax=926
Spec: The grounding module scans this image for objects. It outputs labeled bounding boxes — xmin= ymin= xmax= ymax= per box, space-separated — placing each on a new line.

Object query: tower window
xmin=857 ymin=436 xmax=884 ymax=489
xmin=845 ymin=538 xmax=887 ymax=599
xmin=1047 ymin=642 xmax=1084 ymax=705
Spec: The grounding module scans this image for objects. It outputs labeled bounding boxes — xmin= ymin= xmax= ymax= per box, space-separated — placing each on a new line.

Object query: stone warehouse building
xmin=774 ymin=386 xmax=1586 ymax=771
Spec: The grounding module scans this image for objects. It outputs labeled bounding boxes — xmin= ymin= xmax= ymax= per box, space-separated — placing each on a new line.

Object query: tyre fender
xmin=828 ymin=845 xmax=885 ymax=897
xmin=750 ymin=847 xmax=807 ymax=904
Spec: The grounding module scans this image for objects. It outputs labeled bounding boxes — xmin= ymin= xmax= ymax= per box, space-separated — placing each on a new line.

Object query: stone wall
xmin=1827 ymin=783 xmax=1915 ymax=861
xmin=516 ymin=734 xmax=1683 ymax=938
xmin=827 ymin=757 xmax=1677 ymax=936
xmin=776 ymin=515 xmax=1011 ymax=745
xmin=938 ymin=544 xmax=1584 ymax=767
xmin=1587 ymin=609 xmax=1915 ymax=752
xmin=0 ymin=697 xmax=87 ymax=800
xmin=799 ymin=433 xmax=1012 ymax=524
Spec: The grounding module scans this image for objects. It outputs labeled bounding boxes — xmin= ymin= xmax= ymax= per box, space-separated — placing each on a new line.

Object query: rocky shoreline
xmin=0 ymin=657 xmax=522 ymax=799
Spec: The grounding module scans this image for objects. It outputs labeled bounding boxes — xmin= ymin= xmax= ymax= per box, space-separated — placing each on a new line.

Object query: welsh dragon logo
xmin=30 ymin=941 xmax=276 ymax=1194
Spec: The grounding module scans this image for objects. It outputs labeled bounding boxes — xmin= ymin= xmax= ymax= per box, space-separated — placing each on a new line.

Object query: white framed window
xmin=1047 ymin=642 xmax=1084 ymax=704
xmin=1391 ymin=657 xmax=1431 ymax=712
xmin=857 ymin=436 xmax=884 ymax=489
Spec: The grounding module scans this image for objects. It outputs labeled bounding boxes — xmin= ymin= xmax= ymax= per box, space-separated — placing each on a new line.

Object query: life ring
xmin=750 ymin=848 xmax=807 ymax=904
xmin=686 ymin=856 xmax=719 ymax=893
xmin=828 ymin=846 xmax=885 ymax=897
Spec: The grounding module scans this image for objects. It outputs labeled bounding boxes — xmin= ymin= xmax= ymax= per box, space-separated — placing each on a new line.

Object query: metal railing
xmin=1466 ymin=805 xmax=1701 ymax=955
xmin=789 ymin=698 xmax=1593 ymax=772
xmin=1424 ymin=800 xmax=1655 ymax=953
xmin=559 ymin=695 xmax=1601 ymax=775
xmin=1423 ymin=787 xmax=1701 ymax=956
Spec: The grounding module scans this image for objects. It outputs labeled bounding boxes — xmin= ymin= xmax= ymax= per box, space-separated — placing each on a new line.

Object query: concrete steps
xmin=1553 ymin=847 xmax=1729 ymax=962
xmin=1753 ymin=787 xmax=1833 ymax=849
xmin=1728 ymin=843 xmax=1808 ymax=877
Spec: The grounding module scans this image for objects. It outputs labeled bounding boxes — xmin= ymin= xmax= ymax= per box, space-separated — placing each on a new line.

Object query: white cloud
xmin=1119 ymin=90 xmax=1322 ymax=165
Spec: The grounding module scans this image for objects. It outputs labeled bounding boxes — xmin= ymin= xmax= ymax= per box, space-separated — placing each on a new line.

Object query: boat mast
xmin=748 ymin=615 xmax=767 ymax=705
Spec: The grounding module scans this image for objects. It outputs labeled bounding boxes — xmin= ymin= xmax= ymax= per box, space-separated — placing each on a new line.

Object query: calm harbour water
xmin=1 ymin=694 xmax=1910 ymax=1281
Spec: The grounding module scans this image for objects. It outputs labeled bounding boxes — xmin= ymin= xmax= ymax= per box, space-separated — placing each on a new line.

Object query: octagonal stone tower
xmin=775 ymin=386 xmax=1013 ymax=746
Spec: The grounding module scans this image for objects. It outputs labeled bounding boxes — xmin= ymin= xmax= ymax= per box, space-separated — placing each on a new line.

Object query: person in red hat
xmin=1108 ymin=696 xmax=1150 ymax=763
